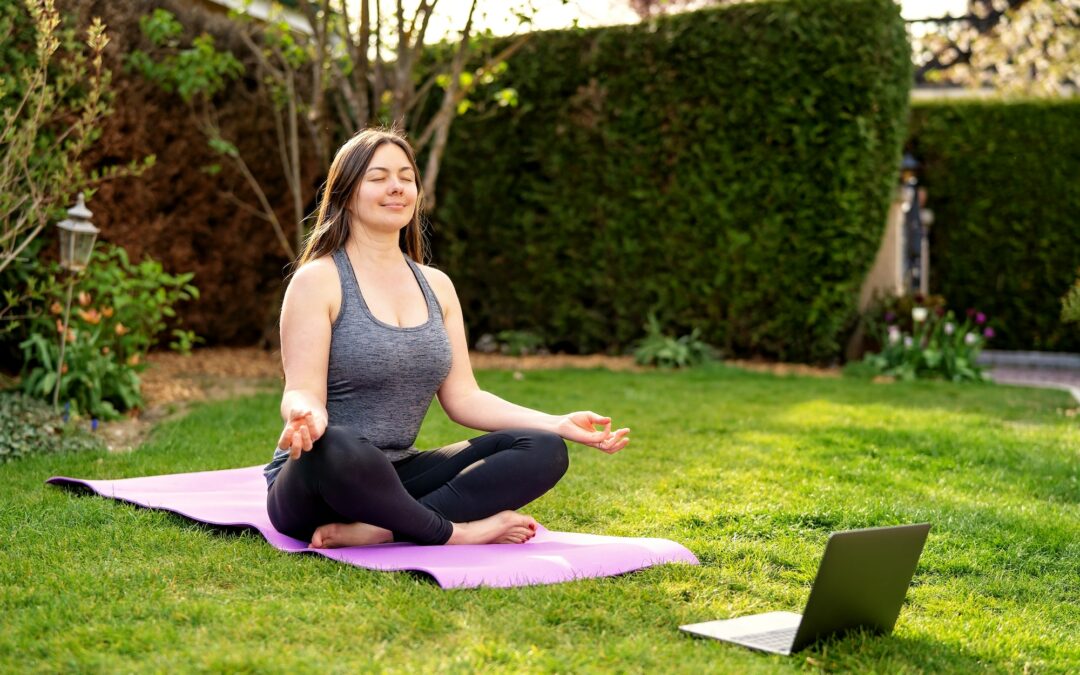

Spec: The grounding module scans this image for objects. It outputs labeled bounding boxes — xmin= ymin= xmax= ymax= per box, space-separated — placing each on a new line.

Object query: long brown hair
xmin=296 ymin=128 xmax=427 ymax=268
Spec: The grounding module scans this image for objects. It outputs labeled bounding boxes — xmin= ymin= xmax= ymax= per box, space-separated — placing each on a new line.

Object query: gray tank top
xmin=264 ymin=248 xmax=452 ymax=487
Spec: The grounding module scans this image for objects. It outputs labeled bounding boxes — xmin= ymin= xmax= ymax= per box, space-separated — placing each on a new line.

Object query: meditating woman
xmin=264 ymin=128 xmax=630 ymax=548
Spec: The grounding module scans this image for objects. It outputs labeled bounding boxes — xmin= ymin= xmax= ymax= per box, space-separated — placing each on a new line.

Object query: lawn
xmin=2 ymin=364 xmax=1077 ymax=672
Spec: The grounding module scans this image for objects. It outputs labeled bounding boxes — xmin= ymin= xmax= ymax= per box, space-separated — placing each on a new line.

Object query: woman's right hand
xmin=277 ymin=408 xmax=328 ymax=460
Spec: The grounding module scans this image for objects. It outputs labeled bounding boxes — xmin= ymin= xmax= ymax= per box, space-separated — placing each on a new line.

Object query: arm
xmin=275 ymin=259 xmax=336 ymax=458
xmin=429 ymin=268 xmax=630 ymax=453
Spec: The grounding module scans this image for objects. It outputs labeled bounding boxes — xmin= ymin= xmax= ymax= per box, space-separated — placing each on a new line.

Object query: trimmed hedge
xmin=432 ymin=0 xmax=911 ymax=362
xmin=909 ymin=101 xmax=1080 ymax=352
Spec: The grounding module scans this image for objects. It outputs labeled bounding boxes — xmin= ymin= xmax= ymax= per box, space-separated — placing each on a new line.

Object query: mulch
xmin=93 ymin=348 xmax=1067 ymax=452
xmin=140 ymin=349 xmax=842 ymax=410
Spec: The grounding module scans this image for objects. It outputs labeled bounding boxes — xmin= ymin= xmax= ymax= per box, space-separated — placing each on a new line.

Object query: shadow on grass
xmin=799 ymin=630 xmax=998 ymax=672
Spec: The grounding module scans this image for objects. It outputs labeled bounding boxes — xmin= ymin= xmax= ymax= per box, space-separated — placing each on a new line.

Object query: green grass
xmin=2 ymin=364 xmax=1078 ymax=672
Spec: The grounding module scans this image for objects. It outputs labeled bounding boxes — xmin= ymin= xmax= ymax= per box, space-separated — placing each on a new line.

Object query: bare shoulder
xmin=285 ymin=255 xmax=341 ymax=316
xmin=417 ymin=263 xmax=457 ymax=314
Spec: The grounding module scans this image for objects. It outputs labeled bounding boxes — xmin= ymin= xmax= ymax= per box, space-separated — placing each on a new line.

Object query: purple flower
xmin=91 ymin=418 xmax=99 ymax=432
xmin=976 ymin=312 xmax=986 ymax=325
xmin=983 ymin=327 xmax=995 ymax=339
xmin=884 ymin=311 xmax=896 ymax=323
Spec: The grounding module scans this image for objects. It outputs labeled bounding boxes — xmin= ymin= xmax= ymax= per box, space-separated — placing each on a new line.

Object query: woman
xmin=265 ymin=128 xmax=630 ymax=549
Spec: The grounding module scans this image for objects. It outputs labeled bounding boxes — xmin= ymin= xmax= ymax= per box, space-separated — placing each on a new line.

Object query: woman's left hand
xmin=555 ymin=411 xmax=631 ymax=454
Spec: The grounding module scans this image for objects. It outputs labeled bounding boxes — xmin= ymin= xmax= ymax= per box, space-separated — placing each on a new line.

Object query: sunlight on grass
xmin=1 ymin=366 xmax=1077 ymax=671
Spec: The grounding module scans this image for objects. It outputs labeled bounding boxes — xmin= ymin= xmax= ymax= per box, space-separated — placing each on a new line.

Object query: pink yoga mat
xmin=46 ymin=466 xmax=698 ymax=589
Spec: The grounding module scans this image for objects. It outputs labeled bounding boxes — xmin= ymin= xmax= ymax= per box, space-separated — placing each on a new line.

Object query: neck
xmin=346 ymin=223 xmax=406 ymax=268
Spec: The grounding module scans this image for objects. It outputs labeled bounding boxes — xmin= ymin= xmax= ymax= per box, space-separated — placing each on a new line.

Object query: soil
xmin=98 ymin=349 xmax=841 ymax=452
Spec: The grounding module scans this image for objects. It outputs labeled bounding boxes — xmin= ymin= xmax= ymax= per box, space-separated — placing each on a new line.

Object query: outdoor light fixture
xmin=53 ymin=193 xmax=98 ymax=410
xmin=56 ymin=193 xmax=98 ymax=272
xmin=898 ymin=154 xmax=931 ymax=296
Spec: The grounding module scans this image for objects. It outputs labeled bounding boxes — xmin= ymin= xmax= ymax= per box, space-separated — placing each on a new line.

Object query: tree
xmin=131 ymin=1 xmax=531 ymax=263
xmin=911 ymin=0 xmax=1079 ymax=96
xmin=286 ymin=0 xmax=531 ymax=210
xmin=625 ymin=0 xmax=739 ymax=19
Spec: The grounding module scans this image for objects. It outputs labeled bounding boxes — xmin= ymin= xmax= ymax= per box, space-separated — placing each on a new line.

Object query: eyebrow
xmin=366 ymin=165 xmax=415 ymax=173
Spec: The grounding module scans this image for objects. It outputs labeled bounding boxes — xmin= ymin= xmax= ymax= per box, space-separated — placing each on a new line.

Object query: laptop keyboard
xmin=737 ymin=626 xmax=798 ymax=651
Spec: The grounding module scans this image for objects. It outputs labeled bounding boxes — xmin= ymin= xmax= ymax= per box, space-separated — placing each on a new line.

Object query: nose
xmin=388 ymin=177 xmax=404 ymax=194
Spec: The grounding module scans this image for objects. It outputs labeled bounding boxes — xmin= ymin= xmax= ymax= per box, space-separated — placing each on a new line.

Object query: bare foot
xmin=448 ymin=511 xmax=538 ymax=545
xmin=310 ymin=522 xmax=394 ymax=549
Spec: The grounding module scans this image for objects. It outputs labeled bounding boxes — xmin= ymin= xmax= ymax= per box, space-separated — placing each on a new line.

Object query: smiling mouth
xmin=382 ymin=203 xmax=407 ymax=208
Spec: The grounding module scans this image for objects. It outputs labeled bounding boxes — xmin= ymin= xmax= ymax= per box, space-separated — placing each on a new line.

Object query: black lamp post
xmin=900 ymin=153 xmax=926 ymax=296
xmin=53 ymin=193 xmax=98 ymax=410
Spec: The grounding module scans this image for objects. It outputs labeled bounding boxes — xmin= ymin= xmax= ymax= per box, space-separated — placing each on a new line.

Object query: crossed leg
xmin=266 ymin=426 xmax=568 ymax=547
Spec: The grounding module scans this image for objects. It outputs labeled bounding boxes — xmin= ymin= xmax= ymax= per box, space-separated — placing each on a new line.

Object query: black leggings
xmin=266 ymin=426 xmax=569 ymax=545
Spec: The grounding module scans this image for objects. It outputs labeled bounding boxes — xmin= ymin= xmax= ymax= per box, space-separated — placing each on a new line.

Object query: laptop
xmin=680 ymin=523 xmax=931 ymax=655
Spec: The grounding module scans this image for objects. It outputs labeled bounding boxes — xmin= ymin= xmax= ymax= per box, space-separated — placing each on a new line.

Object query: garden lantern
xmin=899 ymin=154 xmax=930 ymax=296
xmin=56 ymin=193 xmax=98 ymax=272
xmin=52 ymin=193 xmax=98 ymax=410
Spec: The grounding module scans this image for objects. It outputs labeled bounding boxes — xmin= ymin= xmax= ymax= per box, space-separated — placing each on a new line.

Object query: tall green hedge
xmin=909 ymin=101 xmax=1080 ymax=353
xmin=432 ymin=0 xmax=911 ymax=362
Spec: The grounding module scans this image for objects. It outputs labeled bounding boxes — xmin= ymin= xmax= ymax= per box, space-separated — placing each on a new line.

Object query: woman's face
xmin=350 ymin=142 xmax=418 ymax=234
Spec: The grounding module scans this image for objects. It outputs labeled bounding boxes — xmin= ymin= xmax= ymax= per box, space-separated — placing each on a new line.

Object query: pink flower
xmin=983 ymin=327 xmax=995 ymax=339
xmin=975 ymin=312 xmax=986 ymax=325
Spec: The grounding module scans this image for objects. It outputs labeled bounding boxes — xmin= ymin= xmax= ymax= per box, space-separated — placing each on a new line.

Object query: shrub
xmin=434 ymin=0 xmax=911 ymax=363
xmin=909 ymin=100 xmax=1080 ymax=352
xmin=18 ymin=243 xmax=199 ymax=419
xmin=633 ymin=314 xmax=717 ymax=369
xmin=494 ymin=330 xmax=546 ymax=356
xmin=1 ymin=0 xmax=152 ymax=366
xmin=855 ymin=301 xmax=994 ymax=382
xmin=0 ymin=390 xmax=104 ymax=462
xmin=1062 ymin=271 xmax=1080 ymax=327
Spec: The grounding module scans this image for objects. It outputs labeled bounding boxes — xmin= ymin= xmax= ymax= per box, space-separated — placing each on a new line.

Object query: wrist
xmin=544 ymin=414 xmax=565 ymax=435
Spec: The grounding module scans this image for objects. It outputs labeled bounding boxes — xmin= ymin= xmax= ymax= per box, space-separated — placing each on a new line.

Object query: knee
xmin=306 ymin=425 xmax=381 ymax=472
xmin=526 ymin=430 xmax=569 ymax=483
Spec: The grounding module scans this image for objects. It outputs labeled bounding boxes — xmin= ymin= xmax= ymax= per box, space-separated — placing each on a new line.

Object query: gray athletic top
xmin=264 ymin=248 xmax=453 ymax=487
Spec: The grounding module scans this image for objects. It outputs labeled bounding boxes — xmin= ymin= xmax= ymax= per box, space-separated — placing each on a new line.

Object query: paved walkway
xmin=988 ymin=367 xmax=1080 ymax=403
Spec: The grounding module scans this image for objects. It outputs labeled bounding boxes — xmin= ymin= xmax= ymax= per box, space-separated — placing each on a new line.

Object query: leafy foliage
xmin=1062 ymin=271 xmax=1080 ymax=327
xmin=125 ymin=9 xmax=244 ymax=104
xmin=433 ymin=0 xmax=912 ymax=363
xmin=0 ymin=389 xmax=103 ymax=462
xmin=909 ymin=100 xmax=1080 ymax=352
xmin=18 ymin=244 xmax=199 ymax=419
xmin=633 ymin=314 xmax=716 ymax=369
xmin=911 ymin=0 xmax=1079 ymax=97
xmin=853 ymin=299 xmax=995 ymax=382
xmin=0 ymin=0 xmax=154 ymax=365
xmin=494 ymin=330 xmax=545 ymax=356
